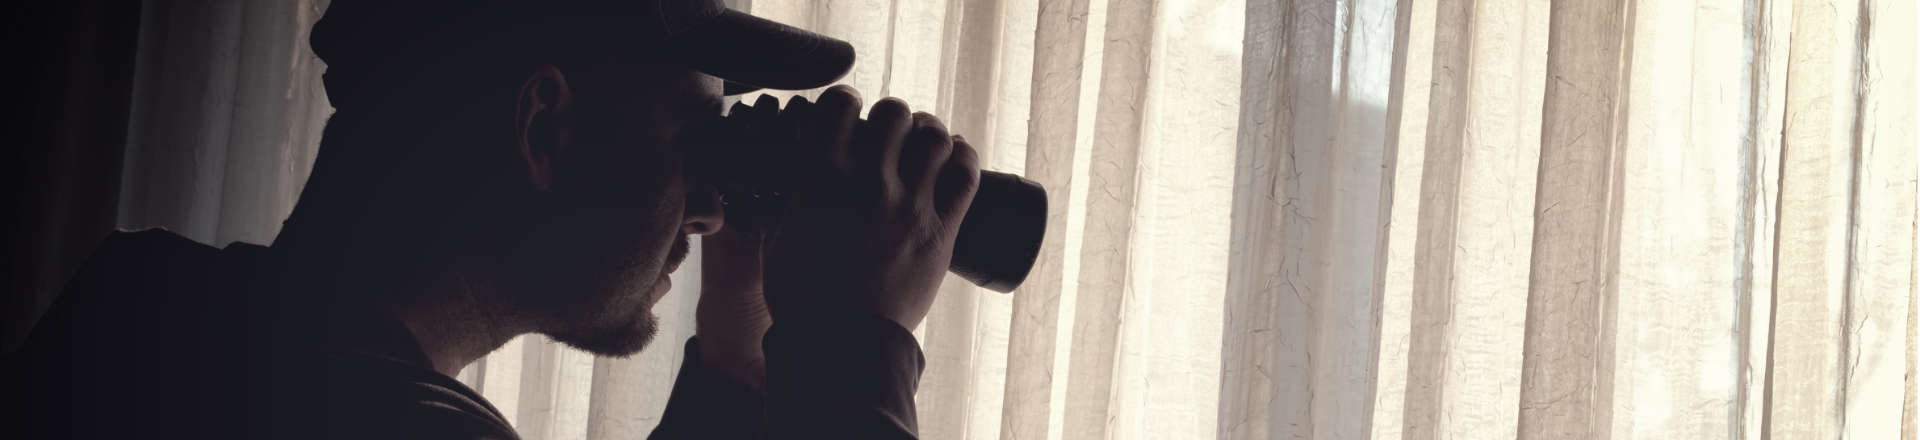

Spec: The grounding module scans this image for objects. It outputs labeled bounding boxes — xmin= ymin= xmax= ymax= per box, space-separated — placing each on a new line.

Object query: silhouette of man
xmin=3 ymin=1 xmax=978 ymax=438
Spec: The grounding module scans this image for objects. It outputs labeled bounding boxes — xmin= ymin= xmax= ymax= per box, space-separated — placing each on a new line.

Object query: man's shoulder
xmin=94 ymin=227 xmax=221 ymax=261
xmin=284 ymin=351 xmax=519 ymax=439
xmin=66 ymin=228 xmax=228 ymax=292
xmin=8 ymin=228 xmax=520 ymax=439
xmin=46 ymin=228 xmax=249 ymax=331
xmin=3 ymin=228 xmax=269 ymax=437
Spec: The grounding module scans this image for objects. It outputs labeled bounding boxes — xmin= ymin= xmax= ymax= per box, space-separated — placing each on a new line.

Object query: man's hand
xmin=689 ymin=96 xmax=787 ymax=389
xmin=762 ymin=85 xmax=981 ymax=331
xmin=695 ymin=227 xmax=772 ymax=389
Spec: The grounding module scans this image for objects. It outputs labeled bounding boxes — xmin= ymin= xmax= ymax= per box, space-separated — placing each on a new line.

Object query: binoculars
xmin=692 ymin=97 xmax=1046 ymax=293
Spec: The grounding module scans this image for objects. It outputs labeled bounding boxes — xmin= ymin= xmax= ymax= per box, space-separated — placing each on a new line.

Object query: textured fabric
xmin=108 ymin=0 xmax=1916 ymax=439
xmin=1223 ymin=0 xmax=1918 ymax=439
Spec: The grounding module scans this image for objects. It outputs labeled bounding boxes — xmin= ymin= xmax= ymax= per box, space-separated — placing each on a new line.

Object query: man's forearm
xmin=649 ymin=338 xmax=765 ymax=440
xmin=763 ymin=313 xmax=924 ymax=439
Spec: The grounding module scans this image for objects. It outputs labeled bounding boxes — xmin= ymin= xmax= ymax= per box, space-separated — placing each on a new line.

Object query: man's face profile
xmin=288 ymin=0 xmax=855 ymax=362
xmin=496 ymin=59 xmax=725 ymax=357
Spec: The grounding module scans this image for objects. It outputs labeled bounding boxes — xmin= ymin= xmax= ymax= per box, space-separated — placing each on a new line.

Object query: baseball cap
xmin=309 ymin=0 xmax=854 ymax=104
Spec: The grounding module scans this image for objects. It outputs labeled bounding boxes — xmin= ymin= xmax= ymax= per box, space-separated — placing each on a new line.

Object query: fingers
xmin=810 ymin=85 xmax=863 ymax=176
xmin=781 ymin=96 xmax=813 ymax=149
xmin=856 ymin=98 xmax=913 ymax=197
xmin=751 ymin=94 xmax=780 ymax=126
xmin=897 ymin=112 xmax=953 ymax=197
xmin=726 ymin=94 xmax=783 ymax=141
xmin=788 ymin=87 xmax=970 ymax=219
xmin=753 ymin=93 xmax=780 ymax=111
xmin=934 ymin=134 xmax=982 ymax=220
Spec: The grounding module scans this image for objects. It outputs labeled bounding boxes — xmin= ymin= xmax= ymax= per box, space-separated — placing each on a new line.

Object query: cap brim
xmin=670 ymin=10 xmax=854 ymax=96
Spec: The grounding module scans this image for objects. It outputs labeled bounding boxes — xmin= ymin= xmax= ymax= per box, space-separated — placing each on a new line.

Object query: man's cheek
xmin=555 ymin=140 xmax=664 ymax=185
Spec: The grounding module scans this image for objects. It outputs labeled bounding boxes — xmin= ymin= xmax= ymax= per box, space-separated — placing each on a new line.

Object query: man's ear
xmin=515 ymin=64 xmax=575 ymax=191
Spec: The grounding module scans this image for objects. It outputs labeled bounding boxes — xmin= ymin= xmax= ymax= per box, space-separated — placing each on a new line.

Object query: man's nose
xmin=682 ymin=184 xmax=725 ymax=235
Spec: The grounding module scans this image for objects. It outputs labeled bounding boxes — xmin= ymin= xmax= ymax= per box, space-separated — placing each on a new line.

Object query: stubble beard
xmin=543 ymin=234 xmax=688 ymax=357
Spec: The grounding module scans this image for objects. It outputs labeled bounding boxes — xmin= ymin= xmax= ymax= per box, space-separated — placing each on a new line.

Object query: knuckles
xmin=909 ymin=112 xmax=949 ymax=138
xmin=815 ymin=86 xmax=865 ymax=120
xmin=794 ymin=90 xmax=974 ymax=218
xmin=909 ymin=126 xmax=953 ymax=154
xmin=906 ymin=115 xmax=953 ymax=159
xmin=868 ymin=98 xmax=913 ymax=128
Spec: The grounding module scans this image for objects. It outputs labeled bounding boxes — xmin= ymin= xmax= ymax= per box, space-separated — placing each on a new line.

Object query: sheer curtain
xmin=108 ymin=0 xmax=1916 ymax=439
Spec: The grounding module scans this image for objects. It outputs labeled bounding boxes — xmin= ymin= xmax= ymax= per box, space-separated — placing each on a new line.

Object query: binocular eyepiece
xmin=690 ymin=97 xmax=1047 ymax=293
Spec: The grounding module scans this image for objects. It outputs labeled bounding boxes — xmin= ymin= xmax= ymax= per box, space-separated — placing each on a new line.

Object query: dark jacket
xmin=3 ymin=229 xmax=924 ymax=439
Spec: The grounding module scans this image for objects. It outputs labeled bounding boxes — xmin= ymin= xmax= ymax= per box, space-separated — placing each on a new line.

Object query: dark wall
xmin=3 ymin=0 xmax=144 ymax=352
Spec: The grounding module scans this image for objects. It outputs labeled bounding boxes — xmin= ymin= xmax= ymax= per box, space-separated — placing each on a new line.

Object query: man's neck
xmin=383 ymin=271 xmax=522 ymax=377
xmin=271 ymin=225 xmax=523 ymax=377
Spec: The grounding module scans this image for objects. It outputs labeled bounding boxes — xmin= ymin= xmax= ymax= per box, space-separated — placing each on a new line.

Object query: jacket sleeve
xmin=648 ymin=338 xmax=767 ymax=440
xmin=761 ymin=314 xmax=925 ymax=440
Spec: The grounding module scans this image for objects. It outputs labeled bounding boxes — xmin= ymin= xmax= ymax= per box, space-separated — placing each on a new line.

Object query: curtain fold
xmin=1219 ymin=0 xmax=1916 ymax=439
xmin=107 ymin=0 xmax=1915 ymax=439
xmin=118 ymin=0 xmax=330 ymax=245
xmin=2 ymin=0 xmax=143 ymax=352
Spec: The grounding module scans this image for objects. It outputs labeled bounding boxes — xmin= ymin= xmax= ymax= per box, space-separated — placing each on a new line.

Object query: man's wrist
xmin=692 ymin=282 xmax=772 ymax=389
xmin=655 ymin=338 xmax=767 ymax=438
xmin=761 ymin=313 xmax=926 ymax=433
xmin=762 ymin=313 xmax=925 ymax=372
xmin=691 ymin=337 xmax=767 ymax=390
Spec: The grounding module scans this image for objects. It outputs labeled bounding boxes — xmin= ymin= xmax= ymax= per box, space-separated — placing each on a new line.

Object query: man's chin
xmin=546 ymin=311 xmax=660 ymax=357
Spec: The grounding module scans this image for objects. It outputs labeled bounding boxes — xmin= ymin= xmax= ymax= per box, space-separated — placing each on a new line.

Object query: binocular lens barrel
xmin=699 ymin=104 xmax=1048 ymax=293
xmin=950 ymin=171 xmax=1046 ymax=292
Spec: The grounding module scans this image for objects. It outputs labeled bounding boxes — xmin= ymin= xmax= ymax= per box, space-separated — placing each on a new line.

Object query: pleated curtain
xmin=105 ymin=0 xmax=1916 ymax=439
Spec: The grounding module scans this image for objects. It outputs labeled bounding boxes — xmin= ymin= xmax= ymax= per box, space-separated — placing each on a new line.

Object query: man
xmin=2 ymin=0 xmax=976 ymax=438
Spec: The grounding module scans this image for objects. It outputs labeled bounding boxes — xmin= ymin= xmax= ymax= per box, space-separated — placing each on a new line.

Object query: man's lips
xmin=663 ymin=234 xmax=690 ymax=275
xmin=650 ymin=234 xmax=690 ymax=296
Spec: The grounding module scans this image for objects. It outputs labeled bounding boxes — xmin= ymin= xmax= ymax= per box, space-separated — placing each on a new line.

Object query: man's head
xmin=284 ymin=0 xmax=851 ymax=356
xmin=493 ymin=58 xmax=724 ymax=356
